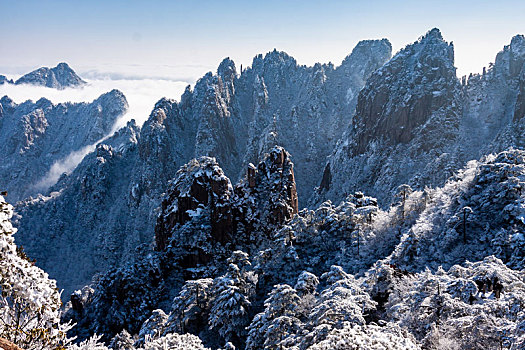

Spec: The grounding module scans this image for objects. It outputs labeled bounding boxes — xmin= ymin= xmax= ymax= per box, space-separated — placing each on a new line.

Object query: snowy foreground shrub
xmin=307 ymin=322 xmax=420 ymax=350
xmin=370 ymin=256 xmax=525 ymax=350
xmin=140 ymin=333 xmax=208 ymax=350
xmin=0 ymin=195 xmax=70 ymax=349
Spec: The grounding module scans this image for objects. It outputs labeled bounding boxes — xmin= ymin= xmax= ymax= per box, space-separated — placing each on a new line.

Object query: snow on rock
xmin=14 ymin=62 xmax=86 ymax=89
xmin=318 ymin=28 xmax=461 ymax=207
xmin=0 ymin=90 xmax=128 ymax=202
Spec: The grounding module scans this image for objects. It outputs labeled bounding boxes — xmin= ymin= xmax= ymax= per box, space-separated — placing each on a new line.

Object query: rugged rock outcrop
xmin=14 ymin=62 xmax=86 ymax=89
xmin=233 ymin=146 xmax=298 ymax=246
xmin=318 ymin=28 xmax=462 ymax=205
xmin=65 ymin=146 xmax=299 ymax=341
xmin=155 ymin=146 xmax=298 ymax=257
xmin=0 ymin=89 xmax=128 ymax=202
xmin=155 ymin=157 xmax=234 ymax=251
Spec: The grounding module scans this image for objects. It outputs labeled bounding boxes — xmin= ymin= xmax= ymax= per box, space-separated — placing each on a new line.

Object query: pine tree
xmin=246 ymin=284 xmax=301 ymax=350
xmin=108 ymin=329 xmax=135 ymax=350
xmin=166 ymin=278 xmax=214 ymax=334
xmin=208 ymin=251 xmax=257 ymax=346
xmin=0 ymin=195 xmax=70 ymax=349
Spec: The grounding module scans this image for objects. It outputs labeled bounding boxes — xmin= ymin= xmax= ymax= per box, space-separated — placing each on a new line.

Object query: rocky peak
xmin=155 ymin=157 xmax=233 ymax=251
xmin=510 ymin=34 xmax=525 ymax=77
xmin=492 ymin=34 xmax=525 ymax=79
xmin=95 ymin=89 xmax=128 ymax=110
xmin=396 ymin=28 xmax=454 ymax=71
xmin=102 ymin=119 xmax=140 ymax=152
xmin=0 ymin=96 xmax=15 ymax=115
xmin=234 ymin=146 xmax=298 ymax=240
xmin=154 ymin=146 xmax=298 ymax=254
xmin=350 ymin=27 xmax=458 ymax=155
xmin=14 ymin=62 xmax=86 ymax=89
xmin=339 ymin=38 xmax=392 ymax=76
xmin=0 ymin=75 xmax=13 ymax=85
xmin=250 ymin=49 xmax=298 ymax=77
xmin=87 ymin=89 xmax=129 ymax=141
xmin=217 ymin=57 xmax=237 ymax=83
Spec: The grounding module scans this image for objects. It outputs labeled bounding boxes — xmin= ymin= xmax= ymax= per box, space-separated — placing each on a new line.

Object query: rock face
xmin=155 ymin=157 xmax=234 ymax=252
xmin=318 ymin=28 xmax=461 ymax=205
xmin=14 ymin=62 xmax=86 ymax=89
xmin=65 ymin=146 xmax=299 ymax=340
xmin=232 ymin=146 xmax=298 ymax=247
xmin=0 ymin=89 xmax=128 ymax=202
xmin=476 ymin=34 xmax=525 ymax=151
xmin=155 ymin=146 xmax=298 ymax=256
xmin=352 ymin=29 xmax=457 ymax=154
xmin=315 ymin=29 xmax=525 ymax=207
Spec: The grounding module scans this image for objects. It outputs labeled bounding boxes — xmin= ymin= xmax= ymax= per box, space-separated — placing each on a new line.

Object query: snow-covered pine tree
xmin=208 ymin=251 xmax=257 ymax=346
xmin=245 ymin=283 xmax=301 ymax=349
xmin=299 ymin=266 xmax=376 ymax=348
xmin=294 ymin=271 xmax=319 ymax=320
xmin=135 ymin=309 xmax=168 ymax=345
xmin=108 ymin=329 xmax=135 ymax=350
xmin=165 ymin=278 xmax=214 ymax=335
xmin=0 ymin=195 xmax=70 ymax=349
xmin=140 ymin=333 xmax=209 ymax=350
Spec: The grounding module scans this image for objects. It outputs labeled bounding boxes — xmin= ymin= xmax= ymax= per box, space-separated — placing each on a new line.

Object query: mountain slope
xmin=14 ymin=41 xmax=391 ymax=296
xmin=316 ymin=30 xmax=525 ymax=208
xmin=0 ymin=89 xmax=128 ymax=202
xmin=14 ymin=62 xmax=86 ymax=89
xmin=317 ymin=28 xmax=462 ymax=206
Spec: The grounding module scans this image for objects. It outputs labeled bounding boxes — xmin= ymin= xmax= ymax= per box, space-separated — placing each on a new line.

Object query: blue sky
xmin=1 ymin=0 xmax=524 ymax=81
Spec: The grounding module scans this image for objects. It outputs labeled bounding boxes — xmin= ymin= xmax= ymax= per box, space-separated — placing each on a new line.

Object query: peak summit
xmin=55 ymin=62 xmax=73 ymax=70
xmin=422 ymin=27 xmax=444 ymax=41
xmin=14 ymin=62 xmax=86 ymax=89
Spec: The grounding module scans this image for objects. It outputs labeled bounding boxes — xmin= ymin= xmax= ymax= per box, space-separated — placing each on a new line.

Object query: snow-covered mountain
xmin=13 ymin=40 xmax=391 ymax=297
xmin=316 ymin=30 xmax=525 ymax=207
xmin=12 ymin=62 xmax=86 ymax=89
xmin=4 ymin=27 xmax=525 ymax=349
xmin=63 ymin=147 xmax=525 ymax=349
xmin=0 ymin=89 xmax=128 ymax=202
xmin=63 ymin=147 xmax=300 ymax=343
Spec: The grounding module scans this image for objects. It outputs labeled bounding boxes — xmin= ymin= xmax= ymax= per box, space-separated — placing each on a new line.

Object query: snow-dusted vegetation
xmin=1 ymin=27 xmax=525 ymax=349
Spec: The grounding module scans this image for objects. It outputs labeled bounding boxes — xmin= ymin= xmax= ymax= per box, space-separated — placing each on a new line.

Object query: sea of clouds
xmin=0 ymin=77 xmax=190 ymax=127
xmin=0 ymin=77 xmax=190 ymax=192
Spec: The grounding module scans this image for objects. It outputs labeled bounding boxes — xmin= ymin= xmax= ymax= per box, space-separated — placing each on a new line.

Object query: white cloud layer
xmin=0 ymin=78 xmax=190 ymax=192
xmin=0 ymin=77 xmax=190 ymax=127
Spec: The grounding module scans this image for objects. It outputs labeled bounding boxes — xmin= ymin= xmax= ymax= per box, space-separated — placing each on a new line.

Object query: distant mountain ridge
xmin=0 ymin=89 xmax=128 ymax=202
xmin=0 ymin=62 xmax=86 ymax=89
